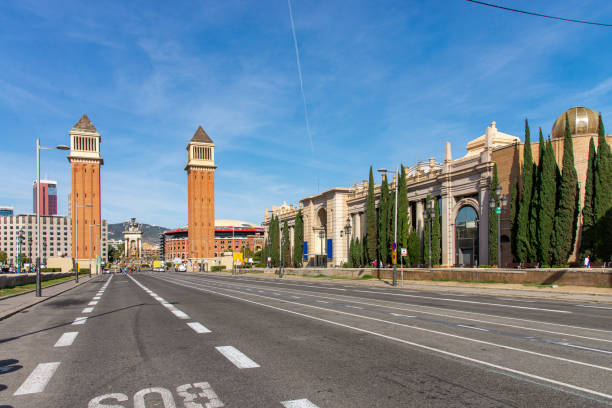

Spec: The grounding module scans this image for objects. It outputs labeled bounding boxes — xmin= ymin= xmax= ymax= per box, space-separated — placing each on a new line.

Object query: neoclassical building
xmin=263 ymin=106 xmax=610 ymax=267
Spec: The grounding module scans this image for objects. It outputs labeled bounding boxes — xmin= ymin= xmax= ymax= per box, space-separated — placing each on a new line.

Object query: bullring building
xmin=263 ymin=106 xmax=610 ymax=268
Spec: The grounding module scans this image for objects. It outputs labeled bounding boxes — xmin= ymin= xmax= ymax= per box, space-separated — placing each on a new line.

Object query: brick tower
xmin=67 ymin=114 xmax=103 ymax=267
xmin=186 ymin=126 xmax=216 ymax=260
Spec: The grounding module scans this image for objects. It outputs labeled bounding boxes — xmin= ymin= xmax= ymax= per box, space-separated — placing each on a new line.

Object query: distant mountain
xmin=107 ymin=222 xmax=170 ymax=244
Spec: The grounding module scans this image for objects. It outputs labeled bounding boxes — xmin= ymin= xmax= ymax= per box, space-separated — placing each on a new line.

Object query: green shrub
xmin=211 ymin=265 xmax=226 ymax=272
xmin=41 ymin=268 xmax=61 ymax=272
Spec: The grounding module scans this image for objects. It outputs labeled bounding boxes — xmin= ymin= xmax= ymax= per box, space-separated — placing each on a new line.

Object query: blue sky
xmin=1 ymin=0 xmax=611 ymax=228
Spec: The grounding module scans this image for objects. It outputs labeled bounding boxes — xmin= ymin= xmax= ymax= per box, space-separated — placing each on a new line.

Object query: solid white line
xmin=577 ymin=305 xmax=612 ymax=310
xmin=88 ymin=301 xmax=98 ymax=306
xmin=13 ymin=362 xmax=60 ymax=395
xmin=497 ymin=298 xmax=537 ymax=303
xmin=282 ymin=399 xmax=320 ymax=408
xmin=351 ymin=290 xmax=571 ymax=313
xmin=156 ymin=277 xmax=612 ymax=401
xmin=557 ymin=343 xmax=612 ymax=355
xmin=190 ymin=276 xmax=612 ymax=342
xmin=82 ymin=307 xmax=94 ymax=313
xmin=72 ymin=316 xmax=87 ymax=325
xmin=187 ymin=322 xmax=211 ymax=334
xmin=173 ymin=310 xmax=190 ymax=319
xmin=316 ymin=300 xmax=329 ymax=303
xmin=156 ymin=275 xmax=612 ymax=372
xmin=54 ymin=332 xmax=78 ymax=347
xmin=458 ymin=324 xmax=489 ymax=332
xmin=215 ymin=346 xmax=260 ymax=369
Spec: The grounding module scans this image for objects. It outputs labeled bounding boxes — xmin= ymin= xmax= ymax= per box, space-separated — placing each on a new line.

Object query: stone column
xmin=441 ymin=187 xmax=452 ymax=267
xmin=478 ymin=177 xmax=490 ymax=266
xmin=416 ymin=200 xmax=424 ymax=236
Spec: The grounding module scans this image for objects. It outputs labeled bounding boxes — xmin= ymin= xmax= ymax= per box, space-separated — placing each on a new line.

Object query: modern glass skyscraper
xmin=33 ymin=180 xmax=58 ymax=216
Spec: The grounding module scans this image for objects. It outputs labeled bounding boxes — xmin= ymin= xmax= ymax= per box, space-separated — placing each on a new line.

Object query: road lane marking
xmin=215 ymin=346 xmax=260 ymax=369
xmin=173 ymin=310 xmax=190 ymax=319
xmin=88 ymin=301 xmax=98 ymax=306
xmin=72 ymin=316 xmax=87 ymax=325
xmin=82 ymin=307 xmax=94 ymax=313
xmin=282 ymin=399 xmax=320 ymax=408
xmin=345 ymin=305 xmax=364 ymax=310
xmin=497 ymin=298 xmax=537 ymax=303
xmin=13 ymin=362 xmax=60 ymax=395
xmin=576 ymin=304 xmax=612 ymax=310
xmin=54 ymin=332 xmax=78 ymax=347
xmin=178 ymin=275 xmax=612 ymax=342
xmin=187 ymin=322 xmax=211 ymax=334
xmin=390 ymin=313 xmax=416 ymax=318
xmin=316 ymin=300 xmax=329 ymax=304
xmin=93 ymin=296 xmax=101 ymax=300
xmin=156 ymin=275 xmax=612 ymax=373
xmin=157 ymin=278 xmax=612 ymax=401
xmin=458 ymin=324 xmax=489 ymax=332
xmin=554 ymin=342 xmax=612 ymax=355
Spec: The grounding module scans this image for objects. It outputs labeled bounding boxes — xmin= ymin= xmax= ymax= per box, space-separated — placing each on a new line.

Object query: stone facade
xmin=263 ymin=107 xmax=611 ymax=267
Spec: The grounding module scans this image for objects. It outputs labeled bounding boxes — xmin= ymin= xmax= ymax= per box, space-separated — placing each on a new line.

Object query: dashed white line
xmin=390 ymin=313 xmax=416 ymax=318
xmin=72 ymin=316 xmax=87 ymax=325
xmin=576 ymin=304 xmax=612 ymax=310
xmin=13 ymin=362 xmax=60 ymax=395
xmin=54 ymin=332 xmax=79 ymax=347
xmin=93 ymin=296 xmax=101 ymax=300
xmin=458 ymin=324 xmax=489 ymax=332
xmin=316 ymin=300 xmax=329 ymax=304
xmin=82 ymin=307 xmax=94 ymax=313
xmin=172 ymin=310 xmax=190 ymax=319
xmin=88 ymin=301 xmax=98 ymax=306
xmin=215 ymin=346 xmax=260 ymax=369
xmin=282 ymin=399 xmax=320 ymax=408
xmin=187 ymin=322 xmax=211 ymax=334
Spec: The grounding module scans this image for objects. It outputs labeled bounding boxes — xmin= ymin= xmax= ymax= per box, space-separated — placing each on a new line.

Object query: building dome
xmin=551 ymin=106 xmax=599 ymax=140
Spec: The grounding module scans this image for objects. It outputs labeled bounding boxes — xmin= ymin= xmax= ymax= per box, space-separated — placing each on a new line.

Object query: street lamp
xmin=378 ymin=167 xmax=399 ymax=286
xmin=75 ymin=202 xmax=93 ymax=282
xmin=489 ymin=185 xmax=507 ymax=268
xmin=425 ymin=198 xmax=435 ymax=268
xmin=89 ymin=223 xmax=101 ymax=278
xmin=36 ymin=139 xmax=69 ymax=297
xmin=342 ymin=216 xmax=352 ymax=266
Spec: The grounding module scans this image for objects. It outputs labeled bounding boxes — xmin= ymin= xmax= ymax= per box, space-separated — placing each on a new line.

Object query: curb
xmin=0 ymin=276 xmax=99 ymax=321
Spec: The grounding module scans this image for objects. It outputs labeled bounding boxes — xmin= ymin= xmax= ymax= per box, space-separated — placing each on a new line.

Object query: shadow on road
xmin=0 ymin=359 xmax=22 ymax=375
xmin=0 ymin=304 xmax=146 ymax=345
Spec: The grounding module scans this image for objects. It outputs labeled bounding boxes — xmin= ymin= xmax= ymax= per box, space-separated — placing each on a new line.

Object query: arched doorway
xmin=315 ymin=208 xmax=327 ymax=267
xmin=455 ymin=206 xmax=479 ymax=266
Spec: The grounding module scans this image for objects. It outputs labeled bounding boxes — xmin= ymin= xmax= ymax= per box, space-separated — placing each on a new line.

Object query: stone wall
xmin=246 ymin=267 xmax=612 ymax=287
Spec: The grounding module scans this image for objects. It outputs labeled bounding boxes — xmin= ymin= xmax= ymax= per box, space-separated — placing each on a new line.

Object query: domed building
xmin=263 ymin=107 xmax=610 ymax=267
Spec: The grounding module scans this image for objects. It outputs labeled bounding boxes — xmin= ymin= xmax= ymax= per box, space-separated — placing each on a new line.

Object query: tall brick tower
xmin=186 ymin=126 xmax=216 ymax=260
xmin=67 ymin=114 xmax=103 ymax=266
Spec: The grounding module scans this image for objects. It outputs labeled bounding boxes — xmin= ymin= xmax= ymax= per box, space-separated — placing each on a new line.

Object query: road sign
xmin=392 ymin=242 xmax=397 ymax=250
xmin=496 ymin=206 xmax=501 ymax=215
xmin=392 ymin=250 xmax=397 ymax=265
xmin=401 ymin=248 xmax=407 ymax=256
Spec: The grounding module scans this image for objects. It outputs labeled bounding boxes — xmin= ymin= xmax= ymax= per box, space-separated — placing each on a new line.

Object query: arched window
xmin=455 ymin=206 xmax=479 ymax=266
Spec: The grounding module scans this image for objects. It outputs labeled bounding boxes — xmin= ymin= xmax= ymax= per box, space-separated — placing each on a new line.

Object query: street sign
xmin=392 ymin=250 xmax=397 ymax=264
xmin=401 ymin=248 xmax=407 ymax=256
xmin=496 ymin=206 xmax=501 ymax=215
xmin=392 ymin=242 xmax=397 ymax=250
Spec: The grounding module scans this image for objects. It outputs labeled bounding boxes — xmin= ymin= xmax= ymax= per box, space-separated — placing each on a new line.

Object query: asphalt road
xmin=1 ymin=271 xmax=611 ymax=407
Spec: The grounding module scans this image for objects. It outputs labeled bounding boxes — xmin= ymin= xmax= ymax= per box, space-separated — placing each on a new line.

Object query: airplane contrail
xmin=287 ymin=0 xmax=314 ymax=154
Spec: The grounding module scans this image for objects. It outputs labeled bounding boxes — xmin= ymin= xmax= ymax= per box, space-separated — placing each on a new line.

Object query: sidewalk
xmin=0 ymin=275 xmax=98 ymax=320
xmin=228 ymin=271 xmax=612 ymax=304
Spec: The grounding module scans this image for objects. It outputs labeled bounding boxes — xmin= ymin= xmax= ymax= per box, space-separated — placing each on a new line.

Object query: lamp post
xmin=489 ymin=185 xmax=507 ymax=268
xmin=89 ymin=223 xmax=101 ymax=278
xmin=36 ymin=139 xmax=69 ymax=296
xmin=318 ymin=229 xmax=325 ymax=268
xmin=75 ymin=202 xmax=93 ymax=282
xmin=232 ymin=225 xmax=235 ymax=276
xmin=342 ymin=216 xmax=352 ymax=266
xmin=378 ymin=167 xmax=399 ymax=286
xmin=426 ymin=198 xmax=435 ymax=268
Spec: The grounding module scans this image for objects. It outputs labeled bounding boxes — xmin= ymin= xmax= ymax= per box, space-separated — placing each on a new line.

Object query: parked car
xmin=177 ymin=264 xmax=186 ymax=272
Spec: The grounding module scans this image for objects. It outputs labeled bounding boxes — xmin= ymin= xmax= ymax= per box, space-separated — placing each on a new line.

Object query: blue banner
xmin=303 ymin=241 xmax=308 ymax=260
xmin=327 ymin=239 xmax=333 ymax=259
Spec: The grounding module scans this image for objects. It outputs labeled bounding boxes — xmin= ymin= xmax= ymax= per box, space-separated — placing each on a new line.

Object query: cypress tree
xmin=510 ymin=179 xmax=519 ymax=261
xmin=431 ymin=198 xmax=441 ymax=265
xmin=292 ymin=209 xmax=304 ymax=267
xmin=397 ymin=165 xmax=409 ymax=251
xmin=489 ymin=164 xmax=499 ymax=266
xmin=529 ymin=129 xmax=544 ymax=258
xmin=423 ymin=195 xmax=432 ymax=265
xmin=407 ymin=230 xmax=420 ymax=267
xmin=355 ymin=237 xmax=362 ymax=267
xmin=516 ymin=119 xmax=534 ymax=262
xmin=387 ymin=189 xmax=395 ymax=265
xmin=362 ymin=234 xmax=369 ymax=266
xmin=349 ymin=237 xmax=356 ymax=267
xmin=593 ymin=114 xmax=612 ymax=259
xmin=366 ymin=167 xmax=377 ymax=263
xmin=580 ymin=137 xmax=596 ymax=258
xmin=282 ymin=219 xmax=291 ymax=266
xmin=378 ymin=175 xmax=389 ymax=265
xmin=270 ymin=215 xmax=280 ymax=266
xmin=552 ymin=114 xmax=579 ymax=265
xmin=537 ymin=139 xmax=557 ymax=266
